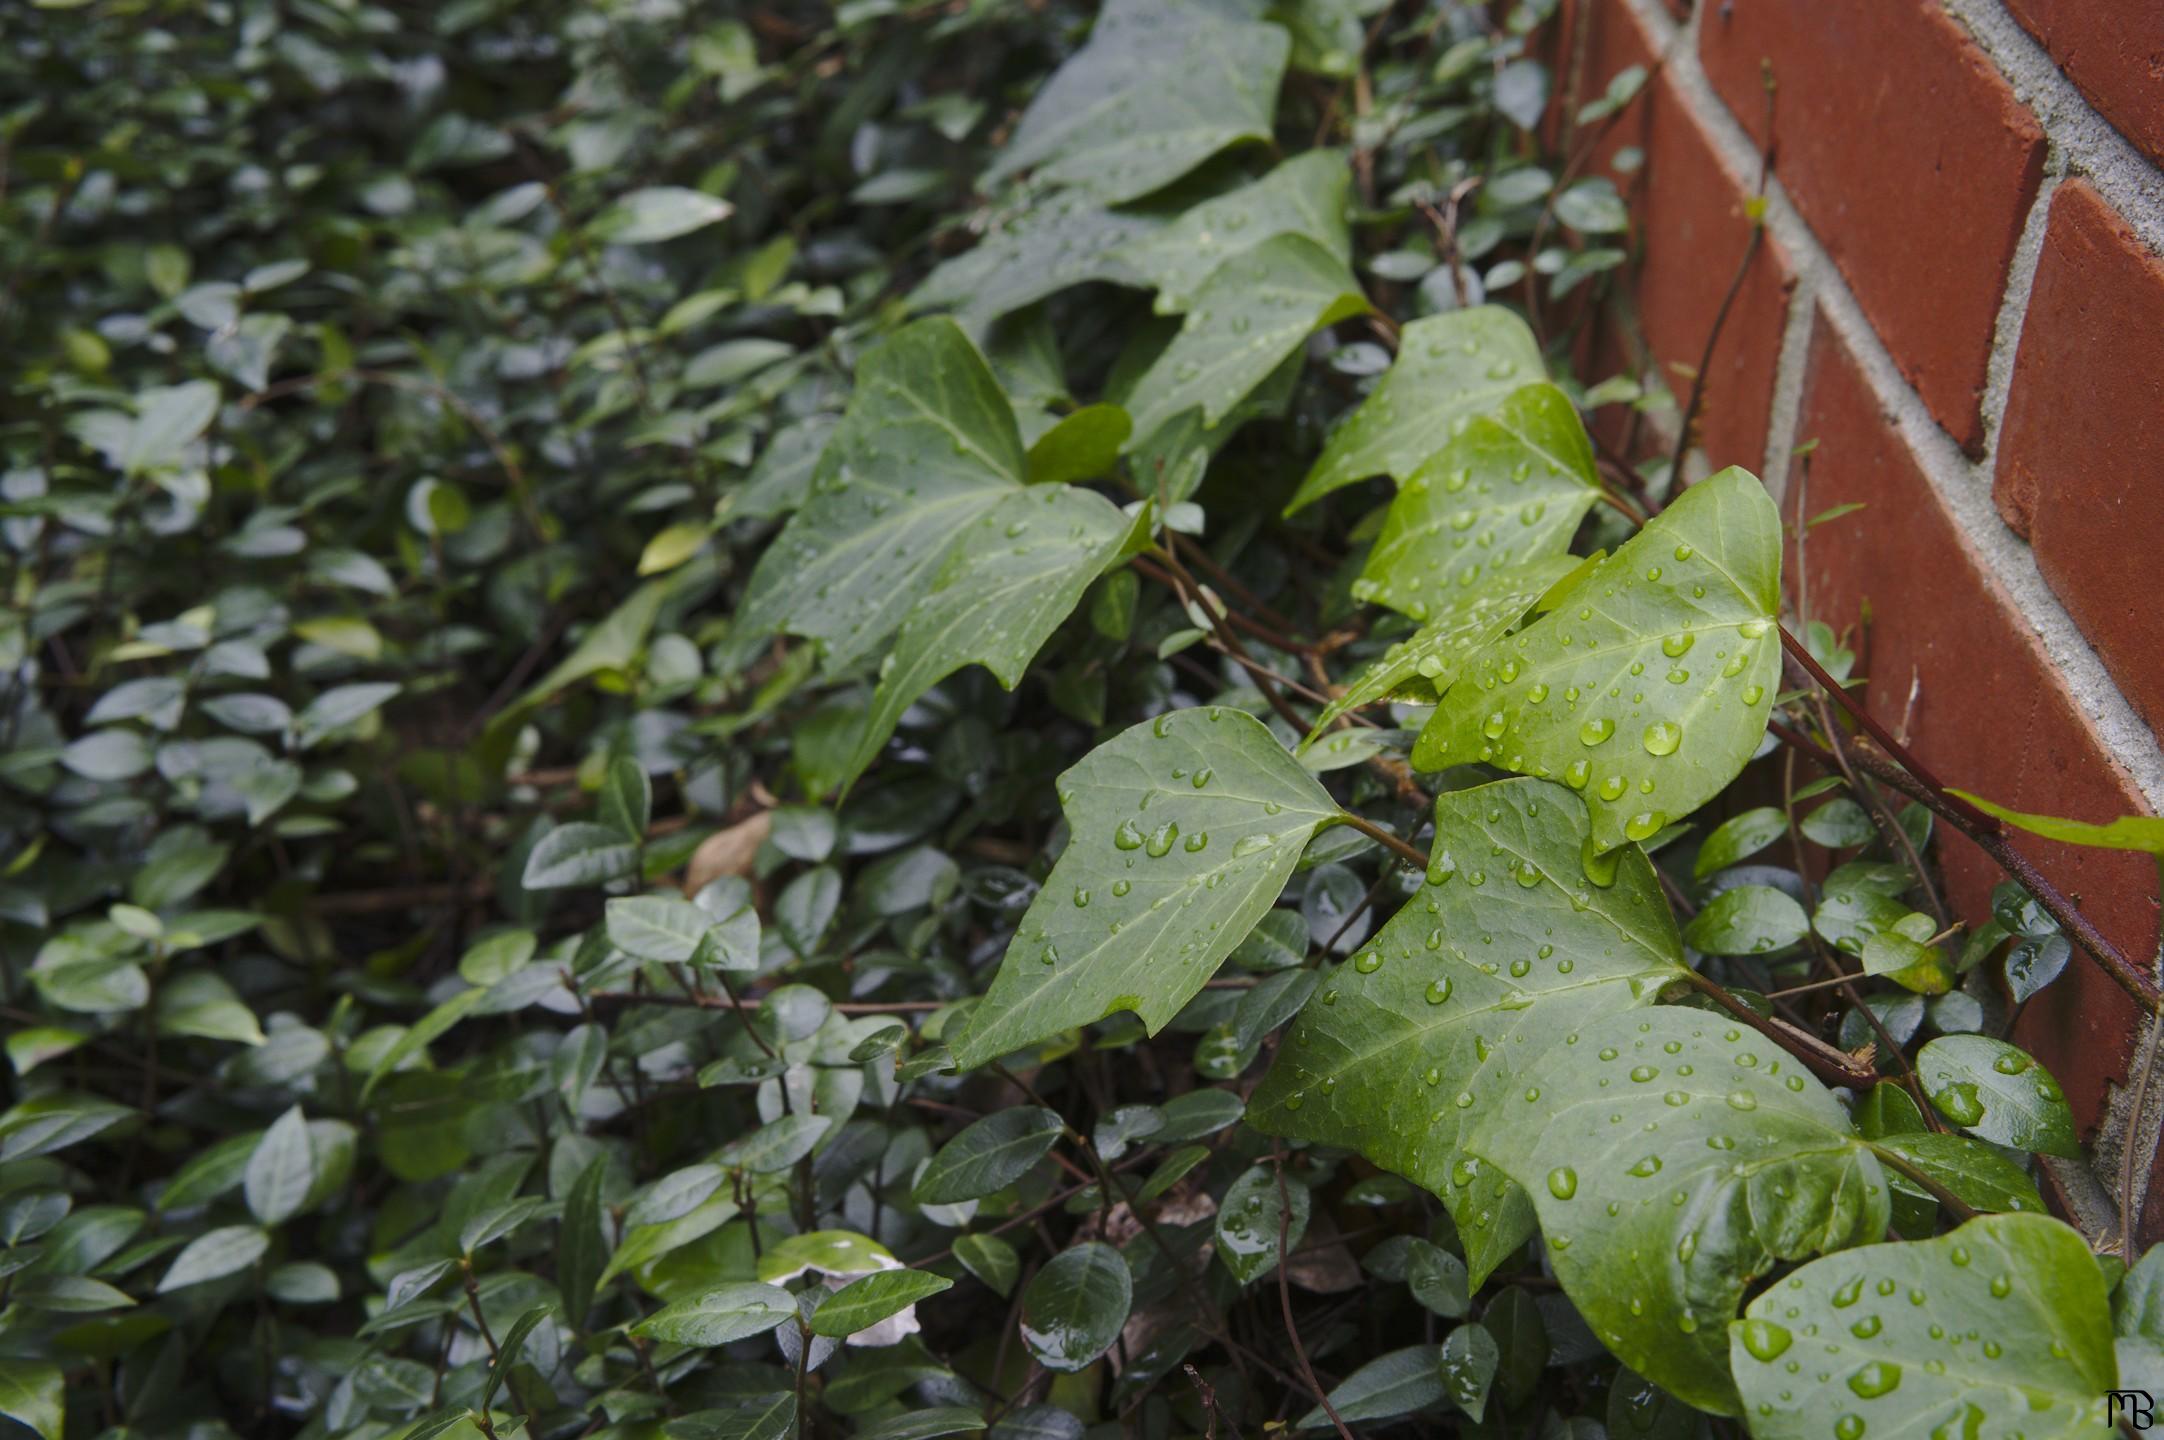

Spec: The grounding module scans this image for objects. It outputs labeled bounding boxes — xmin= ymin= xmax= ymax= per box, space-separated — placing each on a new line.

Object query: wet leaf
xmin=1295 ymin=1345 xmax=1443 ymax=1429
xmin=1214 ymin=1163 xmax=1308 ymax=1284
xmin=1115 ymin=151 xmax=1353 ymax=313
xmin=1414 ymin=467 xmax=1783 ymax=855
xmin=1683 ymin=885 xmax=1807 ymax=957
xmin=913 ymin=1108 xmax=1065 ymax=1204
xmin=634 ymin=1283 xmax=797 ymax=1347
xmin=952 ymin=707 xmax=1338 ymax=1067
xmin=1730 ymin=1214 xmax=2113 ymax=1440
xmin=1019 ymin=1242 xmax=1131 ymax=1372
xmin=1468 ymin=1008 xmax=1887 ymax=1414
xmin=1251 ymin=778 xmax=1685 ymax=1286
xmin=1916 ymin=1036 xmax=2078 ymax=1157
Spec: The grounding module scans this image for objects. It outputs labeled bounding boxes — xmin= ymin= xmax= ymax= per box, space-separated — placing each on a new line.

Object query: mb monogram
xmin=2111 ymin=1391 xmax=2156 ymax=1430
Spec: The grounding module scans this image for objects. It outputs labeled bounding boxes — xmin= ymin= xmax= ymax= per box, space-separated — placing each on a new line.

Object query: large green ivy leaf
xmin=1122 ymin=235 xmax=1370 ymax=447
xmin=1730 ymin=1214 xmax=2114 ymax=1440
xmin=1307 ymin=559 xmax=1574 ymax=741
xmin=1285 ymin=307 xmax=1545 ymax=513
xmin=981 ymin=0 xmax=1290 ymax=205
xmin=838 ymin=486 xmax=1137 ymax=791
xmin=735 ymin=319 xmax=1022 ymax=677
xmin=1250 ymin=779 xmax=1685 ymax=1284
xmin=951 ymin=707 xmax=1339 ymax=1068
xmin=1114 ymin=151 xmax=1353 ymax=313
xmin=1354 ymin=384 xmax=1600 ymax=620
xmin=1414 ymin=467 xmax=1783 ymax=855
xmin=911 ymin=192 xmax=1160 ymax=333
xmin=1467 ymin=1007 xmax=1888 ymax=1414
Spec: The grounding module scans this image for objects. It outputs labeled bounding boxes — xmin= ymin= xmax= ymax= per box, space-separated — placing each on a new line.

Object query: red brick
xmin=1786 ymin=313 xmax=2164 ymax=1233
xmin=1702 ymin=0 xmax=2046 ymax=453
xmin=1565 ymin=0 xmax=1795 ymax=474
xmin=2003 ymin=0 xmax=2164 ymax=166
xmin=1994 ymin=180 xmax=2164 ymax=739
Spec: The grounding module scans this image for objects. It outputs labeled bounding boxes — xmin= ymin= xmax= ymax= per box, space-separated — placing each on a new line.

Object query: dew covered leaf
xmin=1214 ymin=1163 xmax=1308 ymax=1284
xmin=1467 ymin=1007 xmax=1887 ymax=1414
xmin=1866 ymin=1131 xmax=2046 ymax=1217
xmin=1916 ymin=1036 xmax=2078 ymax=1158
xmin=838 ymin=486 xmax=1137 ymax=791
xmin=1413 ymin=467 xmax=1783 ymax=855
xmin=1250 ymin=778 xmax=1686 ymax=1286
xmin=911 ymin=191 xmax=1160 ymax=333
xmin=1114 ymin=151 xmax=1353 ymax=314
xmin=1121 ymin=234 xmax=1369 ymax=446
xmin=1019 ymin=1242 xmax=1131 ymax=1372
xmin=808 ymin=1270 xmax=952 ymax=1340
xmin=634 ymin=1283 xmax=798 ymax=1347
xmin=981 ymin=0 xmax=1290 ymax=205
xmin=1354 ymin=384 xmax=1599 ymax=620
xmin=951 ymin=707 xmax=1339 ymax=1068
xmin=1729 ymin=1214 xmax=2114 ymax=1440
xmin=1440 ymin=1323 xmax=1500 ymax=1421
xmin=1286 ymin=307 xmax=1545 ymax=514
xmin=734 ymin=318 xmax=1022 ymax=677
xmin=1307 ymin=560 xmax=1575 ymax=740
xmin=1694 ymin=807 xmax=1789 ymax=878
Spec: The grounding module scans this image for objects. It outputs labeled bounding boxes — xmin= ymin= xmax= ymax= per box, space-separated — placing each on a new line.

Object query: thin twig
xmin=1273 ymin=1153 xmax=1354 ymax=1440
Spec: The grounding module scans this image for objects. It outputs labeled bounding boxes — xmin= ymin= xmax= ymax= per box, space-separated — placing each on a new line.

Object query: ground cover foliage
xmin=5 ymin=2 xmax=2164 ymax=1440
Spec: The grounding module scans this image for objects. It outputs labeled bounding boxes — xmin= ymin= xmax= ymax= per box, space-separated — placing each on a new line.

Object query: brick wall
xmin=1551 ymin=0 xmax=2164 ymax=1237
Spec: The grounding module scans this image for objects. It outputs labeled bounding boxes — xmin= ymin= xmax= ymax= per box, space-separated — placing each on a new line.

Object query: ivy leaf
xmin=913 ymin=1108 xmax=1065 ymax=1204
xmin=1214 ymin=1164 xmax=1308 ymax=1284
xmin=1250 ymin=778 xmax=1685 ymax=1285
xmin=982 ymin=0 xmax=1290 ymax=205
xmin=1122 ymin=235 xmax=1370 ymax=446
xmin=1285 ymin=307 xmax=1545 ymax=513
xmin=1467 ymin=1007 xmax=1888 ymax=1415
xmin=953 ymin=707 xmax=1339 ymax=1067
xmin=735 ymin=318 xmax=1022 ymax=677
xmin=809 ymin=1271 xmax=952 ymax=1340
xmin=1866 ymin=1132 xmax=2046 ymax=1216
xmin=1413 ymin=467 xmax=1784 ymax=855
xmin=1295 ymin=1345 xmax=1444 ymax=1429
xmin=1916 ymin=1036 xmax=2079 ymax=1157
xmin=1114 ymin=151 xmax=1353 ymax=314
xmin=634 ymin=1282 xmax=798 ymax=1347
xmin=911 ymin=191 xmax=1159 ymax=332
xmin=1026 ymin=405 xmax=1133 ymax=486
xmin=1353 ymin=384 xmax=1600 ymax=620
xmin=1730 ymin=1214 xmax=2114 ymax=1440
xmin=838 ymin=486 xmax=1137 ymax=792
xmin=1019 ymin=1242 xmax=1131 ymax=1372
xmin=0 ymin=1359 xmax=63 ymax=1440
xmin=1306 ymin=560 xmax=1577 ymax=740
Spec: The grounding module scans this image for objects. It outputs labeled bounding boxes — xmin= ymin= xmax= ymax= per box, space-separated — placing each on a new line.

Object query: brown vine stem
xmin=1677 ymin=969 xmax=1877 ymax=1088
xmin=1273 ymin=1152 xmax=1355 ymax=1440
xmin=1339 ymin=811 xmax=1429 ymax=872
xmin=1866 ymin=1142 xmax=1979 ymax=1224
xmin=1768 ymin=718 xmax=2162 ymax=1016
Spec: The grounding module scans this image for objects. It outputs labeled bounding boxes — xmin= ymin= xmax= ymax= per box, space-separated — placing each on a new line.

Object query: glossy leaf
xmin=0 ymin=1360 xmax=62 ymax=1440
xmin=1867 ymin=1132 xmax=2045 ymax=1216
xmin=1439 ymin=1323 xmax=1500 ymax=1421
xmin=1296 ymin=1345 xmax=1443 ymax=1429
xmin=1251 ymin=779 xmax=1685 ymax=1285
xmin=1729 ymin=1214 xmax=2113 ymax=1440
xmin=1306 ymin=560 xmax=1576 ymax=740
xmin=1214 ymin=1163 xmax=1308 ymax=1284
xmin=1286 ymin=307 xmax=1545 ymax=513
xmin=1682 ymin=885 xmax=1808 ymax=956
xmin=1694 ymin=807 xmax=1789 ymax=878
xmin=953 ymin=1233 xmax=1020 ymax=1298
xmin=982 ymin=0 xmax=1290 ymax=205
xmin=809 ymin=1271 xmax=952 ymax=1339
xmin=952 ymin=707 xmax=1339 ymax=1068
xmin=911 ymin=192 xmax=1159 ymax=331
xmin=1468 ymin=1008 xmax=1888 ymax=1414
xmin=1916 ymin=1036 xmax=2079 ymax=1157
xmin=1115 ymin=151 xmax=1353 ymax=314
xmin=1414 ymin=467 xmax=1784 ymax=855
xmin=1018 ymin=1242 xmax=1131 ymax=1372
xmin=1354 ymin=384 xmax=1599 ymax=619
xmin=839 ymin=486 xmax=1136 ymax=791
xmin=913 ymin=1108 xmax=1065 ymax=1204
xmin=159 ymin=1225 xmax=271 ymax=1291
xmin=635 ymin=1283 xmax=798 ymax=1346
xmin=736 ymin=318 xmax=1022 ymax=677
xmin=1948 ymin=793 xmax=2164 ymax=856
xmin=1122 ymin=234 xmax=1369 ymax=445
xmin=1025 ymin=405 xmax=1132 ymax=486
